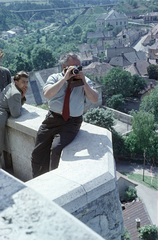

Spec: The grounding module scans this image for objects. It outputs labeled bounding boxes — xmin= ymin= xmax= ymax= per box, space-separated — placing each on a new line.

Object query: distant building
xmin=96 ymin=10 xmax=128 ymax=32
xmin=106 ymin=47 xmax=146 ymax=67
xmin=10 ymin=26 xmax=25 ymax=35
xmin=80 ymin=52 xmax=93 ymax=66
xmin=87 ymin=31 xmax=113 ymax=41
xmin=105 ymin=46 xmax=134 ymax=60
xmin=117 ymin=28 xmax=141 ymax=46
xmin=148 ymin=39 xmax=158 ymax=60
xmin=126 ymin=60 xmax=150 ymax=76
xmin=109 ymin=52 xmax=132 ymax=68
xmin=2 ymin=30 xmax=16 ymax=40
xmin=142 ymin=24 xmax=158 ymax=46
xmin=83 ymin=62 xmax=113 ymax=77
xmin=143 ymin=12 xmax=158 ymax=23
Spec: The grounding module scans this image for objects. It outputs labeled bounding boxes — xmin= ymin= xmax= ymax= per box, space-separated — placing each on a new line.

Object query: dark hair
xmin=14 ymin=71 xmax=29 ymax=81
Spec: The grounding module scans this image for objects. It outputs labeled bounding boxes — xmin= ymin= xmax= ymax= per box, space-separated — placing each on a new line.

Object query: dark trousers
xmin=31 ymin=111 xmax=82 ymax=178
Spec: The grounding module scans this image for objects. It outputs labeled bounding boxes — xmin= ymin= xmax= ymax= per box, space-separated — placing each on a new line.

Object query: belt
xmin=50 ymin=110 xmax=72 ymax=119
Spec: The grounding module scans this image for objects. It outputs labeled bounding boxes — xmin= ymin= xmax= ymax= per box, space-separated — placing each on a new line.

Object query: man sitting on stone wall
xmin=0 ymin=71 xmax=29 ymax=166
xmin=31 ymin=52 xmax=98 ymax=178
xmin=0 ymin=49 xmax=11 ymax=93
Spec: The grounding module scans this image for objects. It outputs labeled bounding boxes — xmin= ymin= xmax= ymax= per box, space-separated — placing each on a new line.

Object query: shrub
xmin=138 ymin=225 xmax=158 ymax=240
xmin=106 ymin=94 xmax=125 ymax=110
xmin=83 ymin=107 xmax=114 ymax=130
xmin=123 ymin=186 xmax=137 ymax=202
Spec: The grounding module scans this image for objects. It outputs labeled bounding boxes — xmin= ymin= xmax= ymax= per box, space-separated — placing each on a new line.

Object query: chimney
xmin=134 ymin=62 xmax=136 ymax=66
xmin=135 ymin=218 xmax=141 ymax=229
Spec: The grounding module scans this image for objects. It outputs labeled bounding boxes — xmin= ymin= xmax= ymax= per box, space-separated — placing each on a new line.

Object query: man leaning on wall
xmin=31 ymin=52 xmax=99 ymax=178
xmin=0 ymin=49 xmax=11 ymax=93
xmin=0 ymin=71 xmax=29 ymax=167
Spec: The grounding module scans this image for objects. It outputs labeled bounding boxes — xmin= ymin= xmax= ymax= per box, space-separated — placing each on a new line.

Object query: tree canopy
xmin=102 ymin=68 xmax=146 ymax=99
xmin=147 ymin=64 xmax=158 ymax=80
xmin=140 ymin=85 xmax=158 ymax=121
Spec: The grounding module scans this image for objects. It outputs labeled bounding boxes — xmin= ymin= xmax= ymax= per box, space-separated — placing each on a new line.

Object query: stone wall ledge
xmin=0 ymin=169 xmax=105 ymax=240
xmin=2 ymin=104 xmax=123 ymax=240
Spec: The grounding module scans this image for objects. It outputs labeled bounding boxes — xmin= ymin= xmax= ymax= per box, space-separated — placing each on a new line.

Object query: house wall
xmin=148 ymin=48 xmax=158 ymax=59
xmin=117 ymin=177 xmax=137 ymax=200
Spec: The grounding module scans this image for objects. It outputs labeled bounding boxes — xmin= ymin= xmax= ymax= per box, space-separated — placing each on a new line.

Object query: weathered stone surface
xmin=0 ymin=169 xmax=105 ymax=240
xmin=2 ymin=104 xmax=123 ymax=239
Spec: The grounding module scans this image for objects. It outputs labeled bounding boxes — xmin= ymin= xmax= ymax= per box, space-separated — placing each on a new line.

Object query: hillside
xmin=0 ymin=0 xmax=156 ymax=75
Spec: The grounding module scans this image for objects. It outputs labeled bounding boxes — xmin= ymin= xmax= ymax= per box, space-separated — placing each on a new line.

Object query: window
xmin=116 ymin=22 xmax=118 ymax=25
xmin=120 ymin=22 xmax=122 ymax=25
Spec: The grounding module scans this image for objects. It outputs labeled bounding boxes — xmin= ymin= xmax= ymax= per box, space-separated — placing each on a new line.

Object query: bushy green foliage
xmin=83 ymin=107 xmax=114 ymax=130
xmin=121 ymin=228 xmax=132 ymax=240
xmin=73 ymin=25 xmax=82 ymax=34
xmin=103 ymin=67 xmax=132 ymax=98
xmin=32 ymin=47 xmax=56 ymax=70
xmin=124 ymin=110 xmax=158 ymax=161
xmin=112 ymin=129 xmax=128 ymax=158
xmin=123 ymin=186 xmax=137 ymax=201
xmin=140 ymin=85 xmax=158 ymax=121
xmin=131 ymin=74 xmax=147 ymax=97
xmin=106 ymin=94 xmax=125 ymax=110
xmin=138 ymin=225 xmax=158 ymax=240
xmin=147 ymin=65 xmax=158 ymax=80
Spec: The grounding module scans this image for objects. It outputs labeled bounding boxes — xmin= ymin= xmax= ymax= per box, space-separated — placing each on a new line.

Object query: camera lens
xmin=72 ymin=68 xmax=79 ymax=75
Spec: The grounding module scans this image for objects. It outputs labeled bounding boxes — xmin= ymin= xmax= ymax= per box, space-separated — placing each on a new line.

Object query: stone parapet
xmin=26 ymin=121 xmax=124 ymax=239
xmin=0 ymin=169 xmax=105 ymax=240
xmin=103 ymin=106 xmax=133 ymax=124
xmin=2 ymin=104 xmax=123 ymax=239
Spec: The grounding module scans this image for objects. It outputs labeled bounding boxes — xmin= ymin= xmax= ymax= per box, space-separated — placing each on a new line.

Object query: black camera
xmin=65 ymin=65 xmax=84 ymax=88
xmin=70 ymin=65 xmax=84 ymax=87
xmin=71 ymin=66 xmax=80 ymax=75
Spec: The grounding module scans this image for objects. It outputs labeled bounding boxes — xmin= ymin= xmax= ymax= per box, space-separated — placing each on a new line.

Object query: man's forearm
xmin=43 ymin=77 xmax=66 ymax=99
xmin=83 ymin=81 xmax=98 ymax=103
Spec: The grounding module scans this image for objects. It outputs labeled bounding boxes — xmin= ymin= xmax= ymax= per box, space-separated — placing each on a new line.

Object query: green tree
xmin=147 ymin=64 xmax=158 ymax=80
xmin=140 ymin=85 xmax=158 ymax=121
xmin=102 ymin=67 xmax=132 ymax=98
xmin=83 ymin=107 xmax=114 ymax=130
xmin=138 ymin=225 xmax=158 ymax=240
xmin=126 ymin=111 xmax=155 ymax=181
xmin=15 ymin=54 xmax=32 ymax=73
xmin=131 ymin=74 xmax=147 ymax=97
xmin=32 ymin=48 xmax=56 ymax=71
xmin=73 ymin=25 xmax=82 ymax=35
xmin=106 ymin=94 xmax=125 ymax=110
xmin=123 ymin=186 xmax=137 ymax=201
xmin=132 ymin=0 xmax=138 ymax=8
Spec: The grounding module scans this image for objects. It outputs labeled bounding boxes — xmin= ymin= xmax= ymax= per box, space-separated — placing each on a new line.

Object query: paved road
xmin=116 ymin=160 xmax=158 ymax=226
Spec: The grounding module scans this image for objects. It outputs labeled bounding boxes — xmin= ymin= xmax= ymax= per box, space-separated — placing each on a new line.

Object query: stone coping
xmin=0 ymin=169 xmax=105 ymax=240
xmin=5 ymin=104 xmax=116 ymax=214
xmin=26 ymin=121 xmax=116 ymax=213
xmin=6 ymin=104 xmax=46 ymax=137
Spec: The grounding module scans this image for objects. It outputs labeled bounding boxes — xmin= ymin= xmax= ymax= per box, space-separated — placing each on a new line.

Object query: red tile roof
xmin=123 ymin=201 xmax=152 ymax=240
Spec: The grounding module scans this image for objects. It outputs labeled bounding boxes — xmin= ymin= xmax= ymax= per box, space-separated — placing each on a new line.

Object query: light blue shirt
xmin=43 ymin=72 xmax=94 ymax=117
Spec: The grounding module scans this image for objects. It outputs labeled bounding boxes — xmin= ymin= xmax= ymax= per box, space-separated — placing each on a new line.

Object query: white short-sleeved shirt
xmin=43 ymin=72 xmax=94 ymax=117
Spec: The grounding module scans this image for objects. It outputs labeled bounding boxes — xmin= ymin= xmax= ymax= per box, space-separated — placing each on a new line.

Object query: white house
xmin=96 ymin=10 xmax=128 ymax=32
